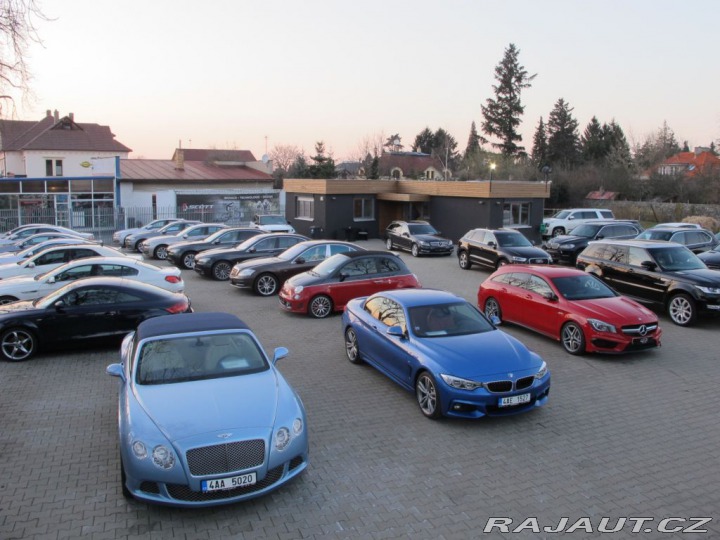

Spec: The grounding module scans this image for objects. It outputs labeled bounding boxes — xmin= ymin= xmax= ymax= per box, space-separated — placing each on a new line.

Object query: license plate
xmin=202 ymin=472 xmax=257 ymax=492
xmin=499 ymin=393 xmax=531 ymax=407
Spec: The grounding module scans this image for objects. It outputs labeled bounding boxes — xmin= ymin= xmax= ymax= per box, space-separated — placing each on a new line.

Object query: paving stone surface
xmin=0 ymin=240 xmax=718 ymax=539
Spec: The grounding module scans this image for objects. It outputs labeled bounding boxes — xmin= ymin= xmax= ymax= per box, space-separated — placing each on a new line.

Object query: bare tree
xmin=269 ymin=144 xmax=302 ymax=174
xmin=0 ymin=0 xmax=49 ymax=116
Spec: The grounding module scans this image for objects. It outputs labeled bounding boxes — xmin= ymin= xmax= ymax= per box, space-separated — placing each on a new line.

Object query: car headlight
xmin=561 ymin=244 xmax=575 ymax=250
xmin=535 ymin=361 xmax=548 ymax=380
xmin=152 ymin=445 xmax=175 ymax=469
xmin=238 ymin=268 xmax=255 ymax=277
xmin=697 ymin=286 xmax=720 ymax=294
xmin=275 ymin=427 xmax=291 ymax=451
xmin=418 ymin=240 xmax=429 ymax=246
xmin=440 ymin=373 xmax=482 ymax=391
xmin=511 ymin=256 xmax=527 ymax=263
xmin=293 ymin=285 xmax=304 ymax=296
xmin=132 ymin=441 xmax=148 ymax=459
xmin=588 ymin=318 xmax=617 ymax=333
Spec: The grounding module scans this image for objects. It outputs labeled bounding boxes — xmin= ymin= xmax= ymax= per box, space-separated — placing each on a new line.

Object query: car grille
xmin=166 ymin=465 xmax=284 ymax=502
xmin=621 ymin=323 xmax=658 ymax=336
xmin=186 ymin=439 xmax=265 ymax=476
xmin=485 ymin=376 xmax=535 ymax=393
xmin=547 ymin=242 xmax=559 ymax=249
xmin=528 ymin=258 xmax=549 ymax=264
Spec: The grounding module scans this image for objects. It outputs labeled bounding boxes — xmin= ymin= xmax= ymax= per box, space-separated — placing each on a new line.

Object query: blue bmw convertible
xmin=341 ymin=289 xmax=550 ymax=419
xmin=106 ymin=312 xmax=308 ymax=507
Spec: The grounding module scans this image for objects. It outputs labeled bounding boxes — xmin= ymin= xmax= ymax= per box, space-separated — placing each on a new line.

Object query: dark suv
xmin=544 ymin=220 xmax=643 ymax=265
xmin=576 ymin=239 xmax=720 ymax=326
xmin=457 ymin=228 xmax=551 ymax=270
xmin=384 ymin=220 xmax=454 ymax=257
xmin=635 ymin=227 xmax=718 ymax=253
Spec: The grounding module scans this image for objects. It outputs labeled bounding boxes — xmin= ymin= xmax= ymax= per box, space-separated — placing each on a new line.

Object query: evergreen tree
xmin=682 ymin=140 xmax=690 ymax=152
xmin=530 ymin=117 xmax=548 ymax=168
xmin=546 ymin=98 xmax=581 ymax=169
xmin=384 ymin=134 xmax=403 ymax=153
xmin=432 ymin=128 xmax=460 ymax=174
xmin=288 ymin=155 xmax=309 ymax=178
xmin=307 ymin=141 xmax=336 ymax=179
xmin=463 ymin=121 xmax=486 ymax=159
xmin=480 ymin=43 xmax=535 ymax=157
xmin=580 ymin=116 xmax=607 ymax=163
xmin=368 ymin=155 xmax=380 ymax=179
xmin=604 ymin=121 xmax=633 ymax=170
xmin=412 ymin=128 xmax=435 ymax=154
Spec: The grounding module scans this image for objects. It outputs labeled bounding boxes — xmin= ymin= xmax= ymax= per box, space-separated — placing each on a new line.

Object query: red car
xmin=477 ymin=265 xmax=661 ymax=355
xmin=279 ymin=251 xmax=420 ymax=318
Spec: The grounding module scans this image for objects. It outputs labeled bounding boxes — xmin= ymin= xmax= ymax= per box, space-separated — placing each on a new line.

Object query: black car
xmin=0 ymin=277 xmax=191 ymax=362
xmin=457 ymin=228 xmax=551 ymax=270
xmin=124 ymin=220 xmax=201 ymax=252
xmin=635 ymin=227 xmax=718 ymax=254
xmin=229 ymin=240 xmax=364 ymax=296
xmin=166 ymin=227 xmax=262 ymax=270
xmin=697 ymin=249 xmax=720 ymax=270
xmin=384 ymin=220 xmax=454 ymax=257
xmin=193 ymin=233 xmax=309 ymax=281
xmin=576 ymin=239 xmax=720 ymax=326
xmin=544 ymin=220 xmax=643 ymax=265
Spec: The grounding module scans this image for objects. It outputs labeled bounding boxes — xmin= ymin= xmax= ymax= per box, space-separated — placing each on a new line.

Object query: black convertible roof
xmin=136 ymin=312 xmax=249 ymax=340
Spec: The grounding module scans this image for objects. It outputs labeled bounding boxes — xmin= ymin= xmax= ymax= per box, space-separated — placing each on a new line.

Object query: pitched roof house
xmin=656 ymin=147 xmax=720 ymax=178
xmin=378 ymin=152 xmax=447 ymax=180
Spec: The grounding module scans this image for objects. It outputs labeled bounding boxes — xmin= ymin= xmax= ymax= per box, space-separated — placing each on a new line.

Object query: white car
xmin=0 ymin=256 xmax=184 ymax=304
xmin=112 ymin=218 xmax=181 ymax=246
xmin=0 ymin=225 xmax=95 ymax=245
xmin=0 ymin=238 xmax=103 ymax=265
xmin=540 ymin=208 xmax=615 ymax=238
xmin=140 ymin=223 xmax=227 ymax=260
xmin=0 ymin=244 xmax=141 ymax=280
xmin=251 ymin=214 xmax=296 ymax=234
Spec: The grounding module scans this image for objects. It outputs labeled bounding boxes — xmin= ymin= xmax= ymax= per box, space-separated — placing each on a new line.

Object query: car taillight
xmin=165 ymin=301 xmax=189 ymax=314
xmin=165 ymin=275 xmax=182 ymax=284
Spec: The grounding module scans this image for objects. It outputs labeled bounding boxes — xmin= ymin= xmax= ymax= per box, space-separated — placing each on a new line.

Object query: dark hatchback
xmin=634 ymin=227 xmax=718 ymax=254
xmin=193 ymin=233 xmax=309 ymax=281
xmin=576 ymin=239 xmax=720 ymax=326
xmin=457 ymin=228 xmax=551 ymax=271
xmin=385 ymin=220 xmax=454 ymax=257
xmin=166 ymin=227 xmax=262 ymax=270
xmin=544 ymin=220 xmax=643 ymax=265
xmin=229 ymin=240 xmax=364 ymax=296
xmin=0 ymin=277 xmax=191 ymax=362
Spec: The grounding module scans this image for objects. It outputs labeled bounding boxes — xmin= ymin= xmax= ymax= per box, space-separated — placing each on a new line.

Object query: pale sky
xmin=11 ymin=0 xmax=720 ymax=161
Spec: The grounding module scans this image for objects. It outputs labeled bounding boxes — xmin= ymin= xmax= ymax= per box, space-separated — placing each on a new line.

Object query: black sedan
xmin=166 ymin=227 xmax=262 ymax=270
xmin=385 ymin=220 xmax=454 ymax=257
xmin=193 ymin=233 xmax=309 ymax=281
xmin=229 ymin=240 xmax=364 ymax=296
xmin=543 ymin=221 xmax=642 ymax=265
xmin=0 ymin=277 xmax=191 ymax=362
xmin=457 ymin=228 xmax=551 ymax=270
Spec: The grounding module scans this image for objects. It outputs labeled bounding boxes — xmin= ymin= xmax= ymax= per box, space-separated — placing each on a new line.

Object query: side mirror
xmin=248 ymin=247 xmax=256 ymax=253
xmin=28 ymin=262 xmax=36 ymax=268
xmin=543 ymin=291 xmax=558 ymax=301
xmin=295 ymin=257 xmax=306 ymax=264
xmin=47 ymin=276 xmax=56 ymax=284
xmin=53 ymin=300 xmax=65 ymax=310
xmin=641 ymin=260 xmax=657 ymax=271
xmin=402 ymin=233 xmax=410 ymax=238
xmin=596 ymin=234 xmax=605 ymax=240
xmin=106 ymin=363 xmax=125 ymax=381
xmin=488 ymin=241 xmax=497 ymax=248
xmin=338 ymin=272 xmax=348 ymax=282
xmin=272 ymin=346 xmax=289 ymax=364
xmin=489 ymin=315 xmax=501 ymax=326
xmin=386 ymin=326 xmax=405 ymax=338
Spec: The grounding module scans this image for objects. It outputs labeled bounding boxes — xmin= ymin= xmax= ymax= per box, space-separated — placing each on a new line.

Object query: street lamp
xmin=489 ymin=162 xmax=496 ymax=181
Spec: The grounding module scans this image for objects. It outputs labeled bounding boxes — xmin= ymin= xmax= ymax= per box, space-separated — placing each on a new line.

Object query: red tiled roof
xmin=0 ymin=114 xmax=131 ymax=153
xmin=172 ymin=149 xmax=257 ymax=162
xmin=586 ymin=190 xmax=618 ymax=200
xmin=120 ymin=159 xmax=273 ymax=182
xmin=660 ymin=151 xmax=720 ymax=177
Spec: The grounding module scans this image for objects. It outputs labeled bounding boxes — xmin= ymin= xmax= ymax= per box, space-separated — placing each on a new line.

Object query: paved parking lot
xmin=1 ymin=239 xmax=719 ymax=539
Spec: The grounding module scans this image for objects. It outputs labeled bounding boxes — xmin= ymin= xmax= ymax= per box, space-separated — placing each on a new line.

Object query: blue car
xmin=106 ymin=312 xmax=308 ymax=507
xmin=341 ymin=289 xmax=550 ymax=419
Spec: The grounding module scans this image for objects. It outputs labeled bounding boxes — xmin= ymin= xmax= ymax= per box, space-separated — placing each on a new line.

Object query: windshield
xmin=569 ymin=224 xmax=602 ymax=238
xmin=552 ymin=210 xmax=571 ymax=219
xmin=552 ymin=275 xmax=616 ymax=300
xmin=410 ymin=302 xmax=494 ymax=337
xmin=202 ymin=229 xmax=227 ymax=243
xmin=651 ymin=246 xmax=706 ymax=271
xmin=637 ymin=230 xmax=673 ymax=241
xmin=408 ymin=223 xmax=438 ymax=235
xmin=495 ymin=231 xmax=532 ymax=247
xmin=277 ymin=242 xmax=310 ymax=261
xmin=136 ymin=332 xmax=269 ymax=385
xmin=311 ymin=253 xmax=350 ymax=277
xmin=259 ymin=215 xmax=286 ymax=225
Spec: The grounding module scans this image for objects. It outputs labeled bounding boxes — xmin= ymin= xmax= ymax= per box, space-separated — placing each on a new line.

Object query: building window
xmin=55 ymin=160 xmax=63 ymax=176
xmin=353 ymin=197 xmax=374 ymax=221
xmin=45 ymin=160 xmax=52 ymax=176
xmin=44 ymin=159 xmax=64 ymax=176
xmin=296 ymin=196 xmax=314 ymax=220
xmin=425 ymin=170 xmax=435 ymax=180
xmin=503 ymin=202 xmax=531 ymax=226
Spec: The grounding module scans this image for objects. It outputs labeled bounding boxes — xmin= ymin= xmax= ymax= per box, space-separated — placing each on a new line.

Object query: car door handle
xmin=104 ymin=311 xmax=120 ymax=316
xmin=373 ymin=279 xmax=386 ymax=283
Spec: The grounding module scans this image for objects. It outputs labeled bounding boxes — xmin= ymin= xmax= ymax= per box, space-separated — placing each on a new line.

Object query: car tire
xmin=415 ymin=371 xmax=442 ymax=419
xmin=344 ymin=326 xmax=363 ymax=364
xmin=211 ymin=261 xmax=232 ymax=281
xmin=133 ymin=240 xmax=143 ymax=252
xmin=0 ymin=295 xmax=19 ymax=305
xmin=561 ymin=322 xmax=586 ymax=355
xmin=181 ymin=251 xmax=197 ymax=270
xmin=0 ymin=327 xmax=37 ymax=362
xmin=309 ymin=295 xmax=333 ymax=318
xmin=255 ymin=273 xmax=279 ymax=296
xmin=484 ymin=297 xmax=502 ymax=322
xmin=386 ymin=238 xmax=393 ymax=250
xmin=411 ymin=244 xmax=419 ymax=257
xmin=552 ymin=227 xmax=565 ymax=237
xmin=154 ymin=245 xmax=169 ymax=260
xmin=496 ymin=259 xmax=509 ymax=269
xmin=120 ymin=456 xmax=132 ymax=499
xmin=667 ymin=293 xmax=697 ymax=326
xmin=458 ymin=251 xmax=471 ymax=270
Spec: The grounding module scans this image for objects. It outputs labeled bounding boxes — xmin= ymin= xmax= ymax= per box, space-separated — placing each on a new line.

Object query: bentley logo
xmin=217 ymin=433 xmax=232 ymax=439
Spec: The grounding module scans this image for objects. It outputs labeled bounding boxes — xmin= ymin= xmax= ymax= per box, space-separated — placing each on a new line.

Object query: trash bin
xmin=310 ymin=226 xmax=323 ymax=239
xmin=344 ymin=227 xmax=357 ymax=241
xmin=356 ymin=229 xmax=369 ymax=241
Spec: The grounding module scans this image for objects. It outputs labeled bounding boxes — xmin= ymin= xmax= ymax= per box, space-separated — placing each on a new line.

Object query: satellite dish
xmin=262 ymin=154 xmax=270 ymax=163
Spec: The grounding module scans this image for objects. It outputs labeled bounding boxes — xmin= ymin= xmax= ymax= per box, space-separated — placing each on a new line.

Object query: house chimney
xmin=175 ymin=149 xmax=185 ymax=170
xmin=69 ymin=112 xmax=74 ymax=122
xmin=53 ymin=109 xmax=59 ymax=121
xmin=46 ymin=109 xmax=52 ymax=118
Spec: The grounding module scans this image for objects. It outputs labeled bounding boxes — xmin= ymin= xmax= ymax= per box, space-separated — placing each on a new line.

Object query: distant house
xmin=379 ymin=152 xmax=447 ymax=180
xmin=656 ymin=147 xmax=720 ymax=178
xmin=335 ymin=161 xmax=365 ymax=179
xmin=586 ymin=189 xmax=619 ymax=201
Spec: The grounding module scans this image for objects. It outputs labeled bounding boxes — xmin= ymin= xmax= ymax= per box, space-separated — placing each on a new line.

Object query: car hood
xmin=286 ymin=271 xmax=324 ymax=287
xmin=414 ymin=234 xmax=448 ymax=243
xmin=195 ymin=246 xmax=241 ymax=258
xmin=0 ymin=300 xmax=40 ymax=313
xmin=235 ymin=256 xmax=285 ymax=270
xmin=136 ymin=370 xmax=279 ymax=440
xmin=547 ymin=234 xmax=586 ymax=245
xmin=669 ymin=268 xmax=720 ymax=285
xmin=501 ymin=246 xmax=550 ymax=258
xmin=570 ymin=296 xmax=656 ymax=322
xmin=412 ymin=329 xmax=542 ymax=380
